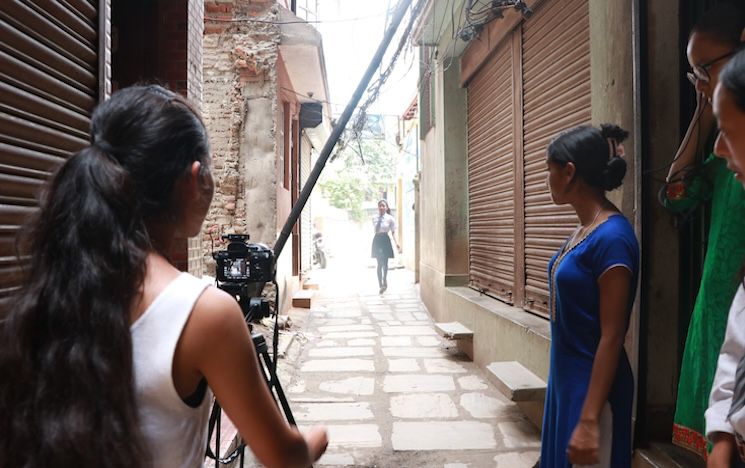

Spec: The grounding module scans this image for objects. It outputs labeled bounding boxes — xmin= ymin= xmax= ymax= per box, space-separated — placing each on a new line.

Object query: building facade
xmin=398 ymin=98 xmax=420 ymax=274
xmin=414 ymin=0 xmax=638 ymax=383
xmin=413 ymin=0 xmax=739 ymax=462
xmin=0 ymin=0 xmax=204 ymax=308
xmin=202 ymin=0 xmax=330 ymax=311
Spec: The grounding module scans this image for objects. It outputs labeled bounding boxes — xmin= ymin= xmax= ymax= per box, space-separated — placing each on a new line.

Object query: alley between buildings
xmin=271 ymin=266 xmax=541 ymax=468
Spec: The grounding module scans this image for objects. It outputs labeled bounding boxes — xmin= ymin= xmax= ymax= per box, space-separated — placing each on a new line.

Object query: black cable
xmin=272 ymin=279 xmax=280 ymax=378
xmin=204 ymin=12 xmax=388 ymax=25
xmin=645 ymin=95 xmax=709 ymax=178
xmin=205 ymin=403 xmax=247 ymax=465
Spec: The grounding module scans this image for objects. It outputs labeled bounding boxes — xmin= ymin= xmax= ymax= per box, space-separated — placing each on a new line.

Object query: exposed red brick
xmin=205 ymin=3 xmax=233 ymax=14
xmin=204 ymin=24 xmax=229 ymax=35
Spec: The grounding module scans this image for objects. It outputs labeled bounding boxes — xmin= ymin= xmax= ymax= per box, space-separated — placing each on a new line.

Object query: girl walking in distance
xmin=371 ymin=199 xmax=400 ymax=294
xmin=0 ymin=85 xmax=327 ymax=468
xmin=540 ymin=124 xmax=639 ymax=467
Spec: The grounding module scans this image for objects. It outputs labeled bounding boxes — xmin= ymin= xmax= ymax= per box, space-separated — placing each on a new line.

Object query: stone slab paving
xmin=391 ymin=421 xmax=497 ymax=450
xmin=282 ymin=268 xmax=540 ymax=467
xmin=308 ymin=347 xmax=375 ymax=358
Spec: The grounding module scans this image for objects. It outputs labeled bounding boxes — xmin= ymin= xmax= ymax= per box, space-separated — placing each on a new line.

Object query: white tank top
xmin=131 ymin=273 xmax=212 ymax=468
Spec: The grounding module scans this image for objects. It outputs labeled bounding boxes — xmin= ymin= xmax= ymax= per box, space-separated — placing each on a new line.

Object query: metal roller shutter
xmin=300 ymin=141 xmax=311 ymax=273
xmin=467 ymin=38 xmax=515 ymax=303
xmin=522 ymin=0 xmax=590 ymax=316
xmin=0 ymin=0 xmax=102 ymax=300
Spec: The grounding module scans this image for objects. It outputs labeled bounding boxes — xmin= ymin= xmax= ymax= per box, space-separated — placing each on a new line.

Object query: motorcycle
xmin=312 ymin=232 xmax=327 ymax=269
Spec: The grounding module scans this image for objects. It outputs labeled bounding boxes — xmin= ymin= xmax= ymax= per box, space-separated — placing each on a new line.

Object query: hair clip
xmin=616 ymin=143 xmax=626 ymax=159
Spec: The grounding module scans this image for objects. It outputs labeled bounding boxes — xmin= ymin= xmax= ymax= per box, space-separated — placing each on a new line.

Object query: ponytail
xmin=1 ymin=145 xmax=150 ymax=467
xmin=0 ymin=84 xmax=210 ymax=467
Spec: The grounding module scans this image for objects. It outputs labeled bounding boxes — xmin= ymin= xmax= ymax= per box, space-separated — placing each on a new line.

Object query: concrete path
xmin=283 ymin=266 xmax=541 ymax=468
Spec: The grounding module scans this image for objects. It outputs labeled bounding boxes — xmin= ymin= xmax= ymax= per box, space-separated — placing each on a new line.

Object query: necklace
xmin=549 ymin=205 xmax=606 ymax=320
xmin=567 ymin=206 xmax=603 ymax=250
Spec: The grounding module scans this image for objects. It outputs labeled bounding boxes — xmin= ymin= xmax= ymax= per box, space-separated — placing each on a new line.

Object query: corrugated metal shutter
xmin=522 ymin=0 xmax=590 ymax=316
xmin=467 ymin=38 xmax=515 ymax=303
xmin=0 ymin=0 xmax=103 ymax=300
xmin=300 ymin=139 xmax=311 ymax=273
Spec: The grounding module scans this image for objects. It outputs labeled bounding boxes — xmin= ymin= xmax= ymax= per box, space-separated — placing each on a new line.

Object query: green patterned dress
xmin=667 ymin=154 xmax=745 ymax=457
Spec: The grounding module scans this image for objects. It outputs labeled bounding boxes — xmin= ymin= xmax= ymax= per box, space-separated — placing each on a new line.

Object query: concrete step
xmin=292 ymin=290 xmax=313 ymax=308
xmin=633 ymin=443 xmax=705 ymax=468
xmin=302 ymin=279 xmax=320 ymax=290
xmin=434 ymin=321 xmax=474 ymax=360
xmin=486 ymin=361 xmax=546 ymax=402
xmin=434 ymin=321 xmax=474 ymax=340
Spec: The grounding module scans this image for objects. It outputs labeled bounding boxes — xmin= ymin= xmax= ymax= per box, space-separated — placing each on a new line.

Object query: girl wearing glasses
xmin=661 ymin=3 xmax=745 ymax=458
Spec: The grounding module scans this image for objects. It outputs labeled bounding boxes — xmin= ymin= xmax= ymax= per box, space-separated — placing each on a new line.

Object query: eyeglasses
xmin=687 ymin=50 xmax=737 ymax=85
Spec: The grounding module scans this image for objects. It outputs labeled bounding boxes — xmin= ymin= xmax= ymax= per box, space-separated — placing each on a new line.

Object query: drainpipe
xmin=273 ymin=0 xmax=413 ymax=259
xmin=291 ymin=0 xmax=296 ymax=14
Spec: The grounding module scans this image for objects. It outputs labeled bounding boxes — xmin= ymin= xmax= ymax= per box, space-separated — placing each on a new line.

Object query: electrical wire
xmin=332 ymin=0 xmax=427 ymax=162
xmin=204 ymin=12 xmax=388 ymax=25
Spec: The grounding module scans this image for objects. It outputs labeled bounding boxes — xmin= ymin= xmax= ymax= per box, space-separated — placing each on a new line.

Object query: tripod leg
xmin=258 ymin=348 xmax=296 ymax=426
xmin=215 ymin=405 xmax=221 ymax=468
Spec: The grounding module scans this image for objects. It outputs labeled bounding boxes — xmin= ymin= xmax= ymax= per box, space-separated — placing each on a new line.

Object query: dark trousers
xmin=376 ymin=256 xmax=388 ymax=287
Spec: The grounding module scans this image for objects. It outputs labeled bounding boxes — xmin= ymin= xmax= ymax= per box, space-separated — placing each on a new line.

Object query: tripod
xmin=205 ymin=329 xmax=296 ymax=467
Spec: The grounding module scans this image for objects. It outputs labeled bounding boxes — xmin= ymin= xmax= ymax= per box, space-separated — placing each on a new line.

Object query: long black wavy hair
xmin=0 ymin=85 xmax=211 ymax=467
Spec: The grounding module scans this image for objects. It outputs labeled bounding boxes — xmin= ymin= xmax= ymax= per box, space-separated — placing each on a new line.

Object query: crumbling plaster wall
xmin=202 ymin=0 xmax=282 ymax=272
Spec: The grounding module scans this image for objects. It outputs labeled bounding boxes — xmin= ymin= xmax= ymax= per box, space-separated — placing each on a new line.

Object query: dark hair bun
xmin=600 ymin=123 xmax=629 ymax=143
xmin=602 ymin=156 xmax=627 ymax=191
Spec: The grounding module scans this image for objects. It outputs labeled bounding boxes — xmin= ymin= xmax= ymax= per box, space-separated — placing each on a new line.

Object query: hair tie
xmin=92 ymin=139 xmax=115 ymax=155
xmin=607 ymin=138 xmax=625 ymax=159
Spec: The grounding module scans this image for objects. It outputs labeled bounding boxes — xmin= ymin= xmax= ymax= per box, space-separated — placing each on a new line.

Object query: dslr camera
xmin=213 ymin=234 xmax=274 ymax=322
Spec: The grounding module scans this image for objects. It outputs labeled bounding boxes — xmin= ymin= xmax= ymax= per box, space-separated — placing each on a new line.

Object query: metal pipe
xmin=273 ymin=0 xmax=414 ymax=260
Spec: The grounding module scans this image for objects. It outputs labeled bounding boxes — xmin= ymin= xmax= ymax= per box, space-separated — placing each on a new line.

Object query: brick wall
xmin=187 ymin=0 xmax=205 ymax=275
xmin=111 ymin=0 xmax=205 ymax=273
xmin=201 ymin=0 xmax=283 ymax=275
xmin=156 ymin=0 xmax=191 ymax=272
xmin=157 ymin=0 xmax=188 ymax=95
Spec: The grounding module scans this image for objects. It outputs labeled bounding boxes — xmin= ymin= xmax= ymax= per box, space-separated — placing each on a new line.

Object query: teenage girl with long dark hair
xmin=541 ymin=124 xmax=639 ymax=467
xmin=0 ymin=85 xmax=327 ymax=468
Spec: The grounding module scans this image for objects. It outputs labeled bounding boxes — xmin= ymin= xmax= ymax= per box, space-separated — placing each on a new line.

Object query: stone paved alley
xmin=274 ymin=264 xmax=541 ymax=468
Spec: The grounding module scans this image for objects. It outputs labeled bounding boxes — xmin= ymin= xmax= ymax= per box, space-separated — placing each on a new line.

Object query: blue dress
xmin=540 ymin=214 xmax=639 ymax=468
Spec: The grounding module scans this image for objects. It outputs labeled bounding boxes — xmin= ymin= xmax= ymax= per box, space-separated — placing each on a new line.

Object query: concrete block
xmin=486 ymin=361 xmax=546 ymax=402
xmin=292 ymin=290 xmax=313 ymax=308
xmin=303 ymin=279 xmax=320 ymax=290
xmin=434 ymin=321 xmax=474 ymax=340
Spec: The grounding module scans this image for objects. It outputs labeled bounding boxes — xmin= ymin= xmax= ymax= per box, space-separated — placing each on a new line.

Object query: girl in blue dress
xmin=540 ymin=124 xmax=640 ymax=467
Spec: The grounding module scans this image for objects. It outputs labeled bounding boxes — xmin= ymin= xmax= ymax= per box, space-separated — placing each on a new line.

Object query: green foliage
xmin=319 ymin=137 xmax=397 ymax=223
xmin=319 ymin=177 xmax=367 ymax=222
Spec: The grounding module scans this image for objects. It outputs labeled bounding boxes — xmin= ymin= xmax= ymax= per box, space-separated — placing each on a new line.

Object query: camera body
xmin=213 ymin=234 xmax=274 ymax=322
xmin=214 ymin=234 xmax=274 ymax=283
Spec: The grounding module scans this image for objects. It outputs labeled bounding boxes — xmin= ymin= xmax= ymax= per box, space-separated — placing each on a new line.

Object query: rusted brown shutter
xmin=467 ymin=37 xmax=515 ymax=303
xmin=300 ymin=138 xmax=311 ymax=273
xmin=521 ymin=0 xmax=590 ymax=316
xmin=0 ymin=0 xmax=103 ymax=300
